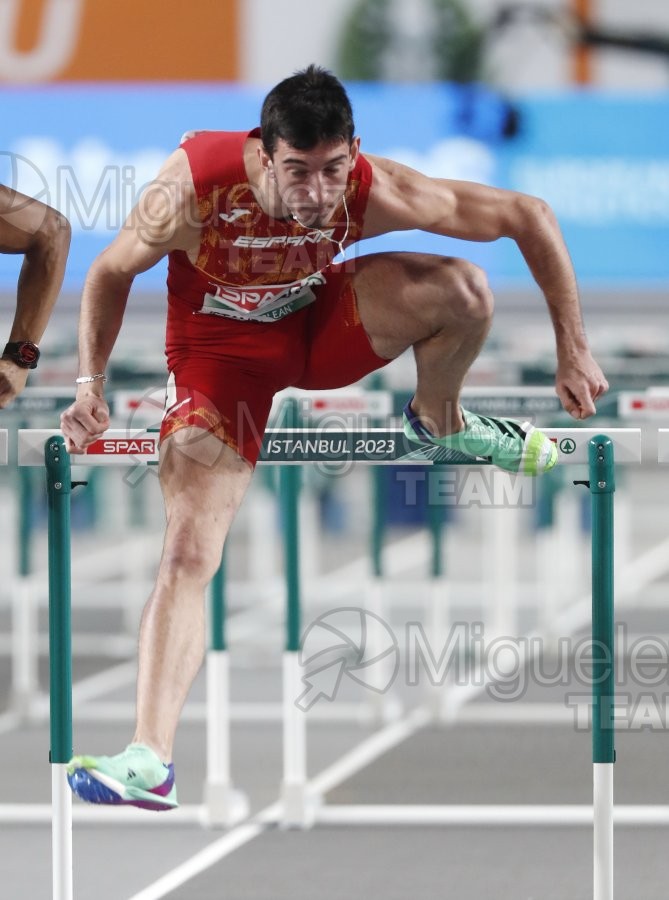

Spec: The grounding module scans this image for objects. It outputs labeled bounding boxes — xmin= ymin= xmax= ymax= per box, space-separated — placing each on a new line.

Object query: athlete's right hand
xmin=60 ymin=396 xmax=110 ymax=453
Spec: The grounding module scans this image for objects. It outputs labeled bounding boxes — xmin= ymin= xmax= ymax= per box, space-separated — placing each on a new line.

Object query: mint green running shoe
xmin=403 ymin=401 xmax=558 ymax=475
xmin=67 ymin=743 xmax=178 ymax=811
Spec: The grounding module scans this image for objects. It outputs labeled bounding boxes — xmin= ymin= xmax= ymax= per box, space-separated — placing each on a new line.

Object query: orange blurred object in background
xmin=572 ymin=0 xmax=593 ymax=85
xmin=2 ymin=0 xmax=239 ymax=82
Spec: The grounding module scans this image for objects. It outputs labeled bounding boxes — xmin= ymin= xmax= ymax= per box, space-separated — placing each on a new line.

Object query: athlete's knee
xmin=160 ymin=520 xmax=223 ymax=587
xmin=444 ymin=259 xmax=494 ymax=322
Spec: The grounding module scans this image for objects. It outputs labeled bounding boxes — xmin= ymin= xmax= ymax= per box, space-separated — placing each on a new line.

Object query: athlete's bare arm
xmin=61 ymin=149 xmax=202 ymax=452
xmin=0 ymin=186 xmax=71 ymax=407
xmin=362 ymin=155 xmax=608 ymax=419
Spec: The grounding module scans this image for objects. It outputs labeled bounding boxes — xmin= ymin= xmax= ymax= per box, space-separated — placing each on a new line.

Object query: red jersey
xmin=166 ymin=129 xmax=373 ymax=324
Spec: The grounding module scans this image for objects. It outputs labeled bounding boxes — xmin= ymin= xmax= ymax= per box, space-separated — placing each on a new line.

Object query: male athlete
xmin=0 ymin=184 xmax=70 ymax=406
xmin=62 ymin=66 xmax=607 ymax=810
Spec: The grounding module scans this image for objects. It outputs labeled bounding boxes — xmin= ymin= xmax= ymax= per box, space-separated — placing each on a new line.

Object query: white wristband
xmin=75 ymin=373 xmax=107 ymax=384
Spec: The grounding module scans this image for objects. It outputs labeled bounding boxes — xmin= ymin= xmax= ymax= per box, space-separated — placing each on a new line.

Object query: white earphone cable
xmin=290 ymin=193 xmax=350 ymax=259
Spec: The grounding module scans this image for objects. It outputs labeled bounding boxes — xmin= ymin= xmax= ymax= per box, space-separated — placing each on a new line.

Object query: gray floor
xmin=2 ymin=462 xmax=669 ymax=899
xmin=156 ymin=825 xmax=669 ymax=900
xmin=6 ymin=820 xmax=669 ymax=900
xmin=2 ymin=644 xmax=669 ymax=899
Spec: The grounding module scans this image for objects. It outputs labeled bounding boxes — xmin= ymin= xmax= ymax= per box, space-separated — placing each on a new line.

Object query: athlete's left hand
xmin=0 ymin=359 xmax=29 ymax=409
xmin=555 ymin=348 xmax=609 ymax=420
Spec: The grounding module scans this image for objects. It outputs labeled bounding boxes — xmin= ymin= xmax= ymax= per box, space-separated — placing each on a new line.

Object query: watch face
xmin=3 ymin=341 xmax=40 ymax=368
xmin=18 ymin=342 xmax=39 ymax=366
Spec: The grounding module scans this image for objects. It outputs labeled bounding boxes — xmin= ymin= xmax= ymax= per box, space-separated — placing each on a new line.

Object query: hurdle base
xmin=203 ymin=782 xmax=250 ymax=828
xmin=280 ymin=781 xmax=319 ymax=829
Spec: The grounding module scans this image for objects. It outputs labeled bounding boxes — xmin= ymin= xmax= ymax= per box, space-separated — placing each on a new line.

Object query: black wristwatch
xmin=2 ymin=341 xmax=40 ymax=369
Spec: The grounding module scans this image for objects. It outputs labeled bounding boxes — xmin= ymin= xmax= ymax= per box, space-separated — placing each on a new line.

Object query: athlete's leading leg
xmin=350 ymin=252 xmax=556 ymax=474
xmin=352 ymin=252 xmax=493 ymax=435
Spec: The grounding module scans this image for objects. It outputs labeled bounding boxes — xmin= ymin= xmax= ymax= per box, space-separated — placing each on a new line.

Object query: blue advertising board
xmin=1 ymin=83 xmax=668 ymax=291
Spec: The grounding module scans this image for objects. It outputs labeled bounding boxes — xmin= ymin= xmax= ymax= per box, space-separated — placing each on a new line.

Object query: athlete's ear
xmin=258 ymin=145 xmax=273 ymax=175
xmin=349 ymin=137 xmax=361 ymax=170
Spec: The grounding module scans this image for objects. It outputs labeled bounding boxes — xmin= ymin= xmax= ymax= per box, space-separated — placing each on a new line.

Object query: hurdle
xmin=252 ymin=412 xmax=660 ymax=900
xmin=19 ymin=420 xmax=640 ymax=900
xmin=45 ymin=438 xmax=74 ymax=900
xmin=0 ymin=383 xmax=639 ymax=723
xmin=589 ymin=435 xmax=616 ymax=900
xmin=266 ymin=421 xmax=638 ymax=900
xmin=10 ymin=416 xmax=643 ymax=900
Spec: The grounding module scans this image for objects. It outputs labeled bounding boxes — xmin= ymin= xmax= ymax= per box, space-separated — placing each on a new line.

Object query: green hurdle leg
xmin=45 ymin=436 xmax=73 ymax=900
xmin=588 ymin=435 xmax=616 ymax=900
xmin=428 ymin=476 xmax=444 ymax=580
xmin=210 ymin=557 xmax=226 ymax=653
xmin=280 ymin=398 xmax=302 ymax=658
xmin=282 ymin=459 xmax=301 ymax=655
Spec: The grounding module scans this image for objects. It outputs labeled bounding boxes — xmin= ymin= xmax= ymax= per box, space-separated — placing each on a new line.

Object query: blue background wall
xmin=2 ymin=84 xmax=668 ymax=291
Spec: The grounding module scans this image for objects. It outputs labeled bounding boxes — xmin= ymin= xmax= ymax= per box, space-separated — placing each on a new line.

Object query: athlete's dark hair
xmin=261 ymin=64 xmax=355 ymax=157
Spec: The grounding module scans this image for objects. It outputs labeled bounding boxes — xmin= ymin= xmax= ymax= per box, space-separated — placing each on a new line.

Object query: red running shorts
xmin=161 ymin=265 xmax=390 ymax=467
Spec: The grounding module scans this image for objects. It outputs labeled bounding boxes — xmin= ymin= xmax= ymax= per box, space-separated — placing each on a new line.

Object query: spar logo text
xmin=89 ymin=439 xmax=157 ymax=455
xmin=208 ymin=272 xmax=326 ymax=309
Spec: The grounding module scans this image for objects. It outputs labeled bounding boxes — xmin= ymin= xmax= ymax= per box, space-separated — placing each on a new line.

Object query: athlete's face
xmin=264 ymin=137 xmax=360 ymax=226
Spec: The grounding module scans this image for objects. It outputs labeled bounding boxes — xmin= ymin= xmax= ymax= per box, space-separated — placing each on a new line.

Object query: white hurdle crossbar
xmin=16 ymin=425 xmax=643 ymax=468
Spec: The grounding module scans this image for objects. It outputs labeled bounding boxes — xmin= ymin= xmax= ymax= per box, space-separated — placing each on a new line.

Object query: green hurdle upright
xmin=587 ymin=436 xmax=616 ymax=900
xmin=45 ymin=436 xmax=74 ymax=900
